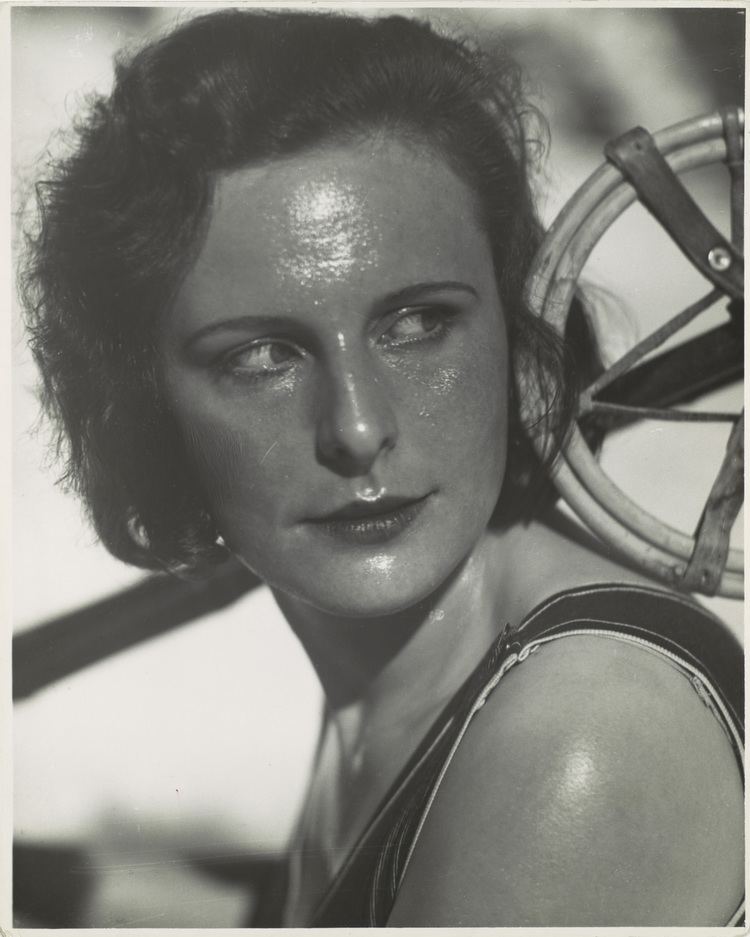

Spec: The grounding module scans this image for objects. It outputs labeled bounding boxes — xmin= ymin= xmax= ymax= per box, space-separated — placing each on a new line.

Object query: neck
xmin=273 ymin=532 xmax=506 ymax=730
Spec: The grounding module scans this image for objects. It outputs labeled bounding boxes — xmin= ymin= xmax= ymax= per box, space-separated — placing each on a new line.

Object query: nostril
xmin=316 ymin=408 xmax=397 ymax=476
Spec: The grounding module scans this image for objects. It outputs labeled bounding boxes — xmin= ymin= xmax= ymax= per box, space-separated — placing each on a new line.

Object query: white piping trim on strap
xmin=313 ymin=715 xmax=455 ymax=921
xmin=398 ymin=648 xmax=523 ymax=878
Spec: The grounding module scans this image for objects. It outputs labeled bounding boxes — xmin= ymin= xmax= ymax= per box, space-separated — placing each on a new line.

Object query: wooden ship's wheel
xmin=520 ymin=108 xmax=744 ymax=598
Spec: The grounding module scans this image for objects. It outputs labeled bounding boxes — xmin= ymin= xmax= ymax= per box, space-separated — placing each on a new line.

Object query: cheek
xmin=182 ymin=420 xmax=247 ymax=505
xmin=414 ymin=366 xmax=461 ymax=418
xmin=174 ymin=403 xmax=288 ymax=525
xmin=402 ymin=333 xmax=509 ymax=474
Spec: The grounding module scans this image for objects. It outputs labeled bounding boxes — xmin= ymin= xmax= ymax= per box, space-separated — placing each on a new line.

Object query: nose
xmin=315 ymin=354 xmax=398 ymax=477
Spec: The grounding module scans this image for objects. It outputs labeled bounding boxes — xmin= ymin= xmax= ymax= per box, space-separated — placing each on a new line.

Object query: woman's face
xmin=160 ymin=137 xmax=509 ymax=617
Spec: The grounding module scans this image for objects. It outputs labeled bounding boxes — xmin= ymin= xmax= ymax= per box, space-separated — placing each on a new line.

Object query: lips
xmin=308 ymin=494 xmax=431 ymax=544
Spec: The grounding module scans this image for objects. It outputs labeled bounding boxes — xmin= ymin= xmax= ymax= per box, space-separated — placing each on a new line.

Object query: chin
xmin=305 ymin=585 xmax=432 ymax=620
xmin=267 ymin=546 xmax=469 ymax=621
xmin=292 ymin=589 xmax=433 ymax=622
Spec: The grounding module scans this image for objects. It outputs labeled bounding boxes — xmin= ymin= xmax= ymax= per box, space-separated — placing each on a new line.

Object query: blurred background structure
xmin=11 ymin=4 xmax=745 ymax=927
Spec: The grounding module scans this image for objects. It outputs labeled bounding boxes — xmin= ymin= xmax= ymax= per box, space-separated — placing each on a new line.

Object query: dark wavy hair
xmin=20 ymin=9 xmax=597 ymax=575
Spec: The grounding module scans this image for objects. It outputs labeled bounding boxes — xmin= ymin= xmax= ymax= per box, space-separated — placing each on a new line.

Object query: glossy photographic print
xmin=8 ymin=3 xmax=745 ymax=929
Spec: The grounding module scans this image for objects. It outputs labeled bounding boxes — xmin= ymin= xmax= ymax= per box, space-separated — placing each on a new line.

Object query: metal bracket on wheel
xmin=681 ymin=413 xmax=744 ymax=594
xmin=605 ymin=125 xmax=743 ymax=299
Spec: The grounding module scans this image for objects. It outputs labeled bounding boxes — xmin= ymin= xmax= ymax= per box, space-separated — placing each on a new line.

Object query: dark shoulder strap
xmin=311 ymin=618 xmax=512 ymax=926
xmin=514 ymin=583 xmax=743 ymax=730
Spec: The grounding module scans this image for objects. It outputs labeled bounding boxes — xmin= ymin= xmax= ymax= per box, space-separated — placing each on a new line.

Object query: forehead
xmin=175 ymin=137 xmax=495 ymax=318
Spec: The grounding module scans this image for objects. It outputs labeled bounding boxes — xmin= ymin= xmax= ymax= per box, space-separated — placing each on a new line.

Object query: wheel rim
xmin=520 ymin=109 xmax=744 ymax=598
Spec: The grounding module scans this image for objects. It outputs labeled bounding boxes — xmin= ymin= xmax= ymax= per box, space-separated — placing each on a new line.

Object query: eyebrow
xmin=184 ymin=314 xmax=301 ymax=351
xmin=379 ymin=280 xmax=479 ymax=308
xmin=183 ymin=280 xmax=479 ymax=349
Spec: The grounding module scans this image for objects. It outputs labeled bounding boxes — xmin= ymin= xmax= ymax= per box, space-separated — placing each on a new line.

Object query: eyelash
xmin=218 ymin=304 xmax=457 ymax=382
xmin=381 ymin=305 xmax=456 ymax=348
xmin=219 ymin=340 xmax=303 ymax=383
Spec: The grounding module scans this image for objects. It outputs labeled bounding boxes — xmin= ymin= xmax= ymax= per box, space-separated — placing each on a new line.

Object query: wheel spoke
xmin=585 ymin=401 xmax=737 ymax=423
xmin=582 ymin=288 xmax=722 ymax=402
xmin=597 ymin=321 xmax=742 ymax=419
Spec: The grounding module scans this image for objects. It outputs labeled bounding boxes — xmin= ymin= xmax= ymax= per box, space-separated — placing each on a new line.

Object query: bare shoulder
xmin=388 ymin=632 xmax=744 ymax=926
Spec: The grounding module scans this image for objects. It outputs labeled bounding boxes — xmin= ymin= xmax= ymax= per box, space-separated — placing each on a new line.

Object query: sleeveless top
xmin=255 ymin=583 xmax=744 ymax=927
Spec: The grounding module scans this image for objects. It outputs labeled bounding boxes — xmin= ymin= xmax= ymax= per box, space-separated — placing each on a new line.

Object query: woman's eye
xmin=384 ymin=307 xmax=450 ymax=345
xmin=222 ymin=341 xmax=301 ymax=379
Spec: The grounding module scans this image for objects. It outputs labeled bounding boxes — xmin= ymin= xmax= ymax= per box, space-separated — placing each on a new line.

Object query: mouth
xmin=308 ymin=494 xmax=431 ymax=544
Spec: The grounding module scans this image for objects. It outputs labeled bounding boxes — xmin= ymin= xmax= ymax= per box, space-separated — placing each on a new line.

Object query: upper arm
xmin=388 ymin=634 xmax=744 ymax=926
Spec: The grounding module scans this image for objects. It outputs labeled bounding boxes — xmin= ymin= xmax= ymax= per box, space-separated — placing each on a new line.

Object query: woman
xmin=20 ymin=9 xmax=743 ymax=926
